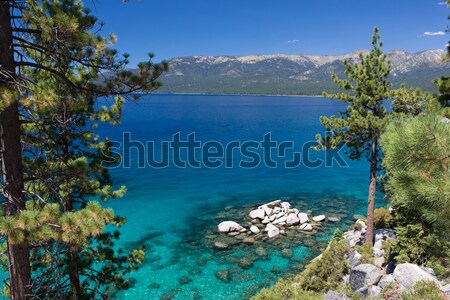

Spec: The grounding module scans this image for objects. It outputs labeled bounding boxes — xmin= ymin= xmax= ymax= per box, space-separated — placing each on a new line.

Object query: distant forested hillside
xmin=151 ymin=50 xmax=449 ymax=95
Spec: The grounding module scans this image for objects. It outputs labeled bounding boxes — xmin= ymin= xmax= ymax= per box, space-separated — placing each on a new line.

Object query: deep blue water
xmin=98 ymin=94 xmax=380 ymax=300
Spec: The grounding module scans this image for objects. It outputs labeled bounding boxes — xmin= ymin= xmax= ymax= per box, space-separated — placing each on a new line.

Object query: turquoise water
xmin=99 ymin=95 xmax=381 ymax=300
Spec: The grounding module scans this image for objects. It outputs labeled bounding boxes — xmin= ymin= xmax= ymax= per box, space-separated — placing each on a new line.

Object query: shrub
xmin=402 ymin=281 xmax=447 ymax=300
xmin=355 ymin=243 xmax=374 ymax=264
xmin=382 ymin=239 xmax=397 ymax=263
xmin=252 ymin=280 xmax=324 ymax=300
xmin=373 ymin=207 xmax=393 ymax=229
xmin=252 ymin=239 xmax=350 ymax=299
xmin=292 ymin=239 xmax=350 ymax=292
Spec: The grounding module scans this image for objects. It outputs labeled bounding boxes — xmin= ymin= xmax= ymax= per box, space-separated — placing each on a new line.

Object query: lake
xmin=99 ymin=94 xmax=381 ymax=300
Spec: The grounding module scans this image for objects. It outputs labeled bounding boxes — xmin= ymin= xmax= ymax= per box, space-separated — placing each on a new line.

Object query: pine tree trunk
xmin=62 ymin=130 xmax=81 ymax=300
xmin=365 ymin=138 xmax=378 ymax=245
xmin=67 ymin=249 xmax=81 ymax=300
xmin=0 ymin=2 xmax=32 ymax=299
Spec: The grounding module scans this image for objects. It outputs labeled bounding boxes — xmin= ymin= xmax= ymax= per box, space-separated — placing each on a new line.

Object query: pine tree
xmin=0 ymin=0 xmax=167 ymax=298
xmin=380 ymin=114 xmax=450 ymax=268
xmin=315 ymin=28 xmax=433 ymax=244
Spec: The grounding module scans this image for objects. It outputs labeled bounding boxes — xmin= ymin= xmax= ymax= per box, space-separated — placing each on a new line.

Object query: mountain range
xmin=153 ymin=49 xmax=450 ymax=95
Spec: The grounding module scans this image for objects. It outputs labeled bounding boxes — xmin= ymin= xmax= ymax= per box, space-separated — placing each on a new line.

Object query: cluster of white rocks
xmin=218 ymin=200 xmax=331 ymax=239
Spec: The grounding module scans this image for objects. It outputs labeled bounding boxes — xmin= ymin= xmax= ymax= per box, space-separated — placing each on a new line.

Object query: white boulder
xmin=312 ymin=215 xmax=326 ymax=222
xmin=299 ymin=223 xmax=313 ymax=231
xmin=250 ymin=225 xmax=260 ymax=234
xmin=286 ymin=213 xmax=300 ymax=225
xmin=298 ymin=212 xmax=309 ymax=224
xmin=218 ymin=221 xmax=243 ymax=233
xmin=265 ymin=223 xmax=280 ymax=238
xmin=260 ymin=205 xmax=273 ymax=216
xmin=249 ymin=209 xmax=265 ymax=220
xmin=273 ymin=216 xmax=287 ymax=225
xmin=265 ymin=199 xmax=282 ymax=208
xmin=261 ymin=216 xmax=270 ymax=224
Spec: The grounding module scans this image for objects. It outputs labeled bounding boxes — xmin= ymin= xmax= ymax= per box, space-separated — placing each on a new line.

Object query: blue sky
xmin=90 ymin=0 xmax=449 ymax=65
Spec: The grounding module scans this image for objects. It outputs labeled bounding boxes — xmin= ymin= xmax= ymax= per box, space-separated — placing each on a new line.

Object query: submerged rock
xmin=327 ymin=216 xmax=340 ymax=222
xmin=178 ymin=276 xmax=192 ymax=285
xmin=237 ymin=255 xmax=255 ymax=269
xmin=281 ymin=248 xmax=293 ymax=259
xmin=147 ymin=283 xmax=161 ymax=289
xmin=243 ymin=237 xmax=255 ymax=244
xmin=214 ymin=241 xmax=229 ymax=250
xmin=255 ymin=246 xmax=268 ymax=257
xmin=215 ymin=269 xmax=231 ymax=283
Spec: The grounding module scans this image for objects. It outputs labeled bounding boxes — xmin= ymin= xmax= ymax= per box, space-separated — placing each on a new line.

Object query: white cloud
xmin=438 ymin=1 xmax=447 ymax=5
xmin=423 ymin=31 xmax=446 ymax=36
xmin=287 ymin=39 xmax=300 ymax=44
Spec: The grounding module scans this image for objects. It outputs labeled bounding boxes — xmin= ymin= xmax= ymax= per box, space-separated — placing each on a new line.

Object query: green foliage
xmin=316 ymin=27 xmax=391 ymax=160
xmin=291 ymin=239 xmax=350 ymax=292
xmin=251 ymin=279 xmax=324 ymax=300
xmin=0 ymin=0 xmax=167 ymax=298
xmin=402 ymin=281 xmax=447 ymax=300
xmin=315 ymin=28 xmax=433 ymax=244
xmin=355 ymin=244 xmax=374 ymax=264
xmin=373 ymin=207 xmax=393 ymax=229
xmin=251 ymin=239 xmax=350 ymax=299
xmin=331 ymin=228 xmax=344 ymax=242
xmin=381 ymin=114 xmax=450 ymax=233
xmin=382 ymin=239 xmax=396 ymax=263
xmin=381 ymin=114 xmax=450 ymax=276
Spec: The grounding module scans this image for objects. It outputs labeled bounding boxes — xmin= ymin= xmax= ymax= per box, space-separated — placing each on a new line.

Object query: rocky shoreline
xmin=325 ymin=220 xmax=450 ymax=299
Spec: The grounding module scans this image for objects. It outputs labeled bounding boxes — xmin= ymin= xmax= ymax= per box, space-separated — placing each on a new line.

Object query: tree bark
xmin=365 ymin=138 xmax=378 ymax=245
xmin=0 ymin=1 xmax=32 ymax=299
xmin=61 ymin=127 xmax=81 ymax=300
xmin=67 ymin=249 xmax=81 ymax=300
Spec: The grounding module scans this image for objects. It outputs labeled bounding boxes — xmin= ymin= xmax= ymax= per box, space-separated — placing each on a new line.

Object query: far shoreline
xmin=150 ymin=92 xmax=325 ymax=97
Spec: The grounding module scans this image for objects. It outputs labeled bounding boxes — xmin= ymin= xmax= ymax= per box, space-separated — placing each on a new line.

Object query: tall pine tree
xmin=315 ymin=28 xmax=433 ymax=244
xmin=0 ymin=0 xmax=167 ymax=298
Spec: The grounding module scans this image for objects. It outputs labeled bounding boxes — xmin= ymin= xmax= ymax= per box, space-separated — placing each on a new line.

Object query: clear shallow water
xmin=97 ymin=95 xmax=382 ymax=300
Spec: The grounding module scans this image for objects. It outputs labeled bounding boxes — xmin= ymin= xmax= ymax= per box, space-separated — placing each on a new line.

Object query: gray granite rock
xmin=378 ymin=274 xmax=395 ymax=288
xmin=393 ymin=263 xmax=440 ymax=289
xmin=324 ymin=291 xmax=352 ymax=300
xmin=348 ymin=250 xmax=362 ymax=267
xmin=349 ymin=264 xmax=382 ymax=291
